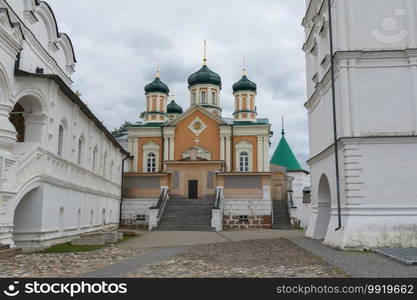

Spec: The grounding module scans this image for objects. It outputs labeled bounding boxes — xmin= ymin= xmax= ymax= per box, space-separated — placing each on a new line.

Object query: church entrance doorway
xmin=188 ymin=180 xmax=198 ymax=199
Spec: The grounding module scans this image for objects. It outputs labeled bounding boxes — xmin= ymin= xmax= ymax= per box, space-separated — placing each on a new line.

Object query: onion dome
xmin=167 ymin=100 xmax=183 ymax=114
xmin=144 ymin=75 xmax=169 ymax=94
xmin=188 ymin=65 xmax=222 ymax=88
xmin=233 ymin=75 xmax=257 ymax=93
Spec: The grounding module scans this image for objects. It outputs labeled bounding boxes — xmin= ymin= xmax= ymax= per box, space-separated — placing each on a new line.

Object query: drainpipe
xmin=328 ymin=0 xmax=342 ymax=231
xmin=119 ymin=154 xmax=133 ymax=227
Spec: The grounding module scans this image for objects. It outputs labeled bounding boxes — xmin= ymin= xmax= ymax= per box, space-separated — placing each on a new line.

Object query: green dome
xmin=167 ymin=100 xmax=183 ymax=114
xmin=188 ymin=65 xmax=222 ymax=88
xmin=145 ymin=76 xmax=169 ymax=94
xmin=270 ymin=130 xmax=304 ymax=171
xmin=233 ymin=75 xmax=257 ymax=93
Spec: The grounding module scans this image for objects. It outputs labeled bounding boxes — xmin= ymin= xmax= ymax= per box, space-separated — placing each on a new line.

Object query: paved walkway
xmin=81 ymin=246 xmax=190 ymax=278
xmin=289 ymin=237 xmax=417 ymax=278
xmin=121 ymin=229 xmax=305 ymax=249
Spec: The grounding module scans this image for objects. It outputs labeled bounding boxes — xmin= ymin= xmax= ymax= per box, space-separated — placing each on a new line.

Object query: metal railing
xmin=156 ymin=187 xmax=169 ymax=218
xmin=214 ymin=189 xmax=221 ymax=209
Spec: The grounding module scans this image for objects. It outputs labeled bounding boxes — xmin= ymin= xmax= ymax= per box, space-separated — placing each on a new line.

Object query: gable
xmin=173 ymin=109 xmax=221 ymax=161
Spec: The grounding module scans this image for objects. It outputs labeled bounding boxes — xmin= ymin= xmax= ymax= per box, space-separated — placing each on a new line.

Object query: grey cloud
xmin=48 ymin=0 xmax=309 ymax=165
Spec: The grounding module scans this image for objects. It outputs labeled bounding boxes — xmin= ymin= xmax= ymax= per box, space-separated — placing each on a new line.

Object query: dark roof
xmin=233 ymin=75 xmax=257 ymax=93
xmin=167 ymin=100 xmax=183 ymax=114
xmin=144 ymin=76 xmax=169 ymax=94
xmin=233 ymin=118 xmax=270 ymax=125
xmin=188 ymin=65 xmax=221 ymax=88
xmin=14 ymin=69 xmax=128 ymax=155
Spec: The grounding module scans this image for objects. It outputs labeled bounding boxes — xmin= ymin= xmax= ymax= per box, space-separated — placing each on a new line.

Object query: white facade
xmin=0 ymin=0 xmax=128 ymax=250
xmin=288 ymin=171 xmax=311 ymax=229
xmin=303 ymin=0 xmax=417 ymax=249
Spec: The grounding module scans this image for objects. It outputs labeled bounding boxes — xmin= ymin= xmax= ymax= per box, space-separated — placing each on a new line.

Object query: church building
xmin=123 ymin=57 xmax=275 ymax=231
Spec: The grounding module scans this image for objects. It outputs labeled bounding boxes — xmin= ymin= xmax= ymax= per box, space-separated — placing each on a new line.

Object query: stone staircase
xmin=272 ymin=201 xmax=293 ymax=229
xmin=0 ymin=244 xmax=22 ymax=259
xmin=156 ymin=197 xmax=214 ymax=231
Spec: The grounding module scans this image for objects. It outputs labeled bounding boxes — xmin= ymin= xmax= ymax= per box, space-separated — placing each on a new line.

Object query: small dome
xmin=145 ymin=76 xmax=169 ymax=94
xmin=167 ymin=100 xmax=183 ymax=114
xmin=188 ymin=65 xmax=222 ymax=88
xmin=233 ymin=75 xmax=257 ymax=93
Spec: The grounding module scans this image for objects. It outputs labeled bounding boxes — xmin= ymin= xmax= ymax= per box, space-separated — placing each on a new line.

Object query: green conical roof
xmin=270 ymin=130 xmax=303 ymax=171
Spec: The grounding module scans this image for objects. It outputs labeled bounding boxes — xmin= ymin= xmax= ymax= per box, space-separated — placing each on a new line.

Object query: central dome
xmin=188 ymin=65 xmax=222 ymax=88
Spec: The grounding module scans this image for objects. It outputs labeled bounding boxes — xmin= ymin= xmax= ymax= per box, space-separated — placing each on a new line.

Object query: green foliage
xmin=38 ymin=242 xmax=104 ymax=254
xmin=111 ymin=121 xmax=134 ymax=137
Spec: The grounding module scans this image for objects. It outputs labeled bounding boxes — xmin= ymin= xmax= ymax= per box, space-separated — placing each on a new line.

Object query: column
xmin=226 ymin=136 xmax=231 ymax=172
xmin=263 ymin=136 xmax=269 ymax=172
xmin=0 ymin=104 xmax=16 ymax=159
xmin=169 ymin=137 xmax=175 ymax=160
xmin=132 ymin=138 xmax=139 ymax=172
xmin=257 ymin=136 xmax=263 ymax=172
xmin=163 ymin=137 xmax=169 ymax=161
xmin=220 ymin=135 xmax=225 ymax=161
xmin=408 ymin=56 xmax=417 ymax=130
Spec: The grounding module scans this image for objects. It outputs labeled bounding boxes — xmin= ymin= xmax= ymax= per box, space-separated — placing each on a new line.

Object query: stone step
xmin=155 ymin=226 xmax=214 ymax=231
xmin=0 ymin=247 xmax=22 ymax=259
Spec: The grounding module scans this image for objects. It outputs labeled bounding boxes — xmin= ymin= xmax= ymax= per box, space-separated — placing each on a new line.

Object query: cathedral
xmin=122 ymin=54 xmax=310 ymax=231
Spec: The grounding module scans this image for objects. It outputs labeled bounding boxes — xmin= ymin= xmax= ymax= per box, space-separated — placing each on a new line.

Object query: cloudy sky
xmin=48 ymin=0 xmax=309 ymax=166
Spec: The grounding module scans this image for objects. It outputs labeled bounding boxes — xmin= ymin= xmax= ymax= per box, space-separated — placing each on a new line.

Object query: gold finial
xmin=243 ymin=56 xmax=247 ymax=76
xmin=203 ymin=39 xmax=207 ymax=65
xmin=156 ymin=58 xmax=160 ymax=78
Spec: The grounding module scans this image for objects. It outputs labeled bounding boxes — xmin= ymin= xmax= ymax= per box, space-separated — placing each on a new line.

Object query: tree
xmin=112 ymin=121 xmax=134 ymax=137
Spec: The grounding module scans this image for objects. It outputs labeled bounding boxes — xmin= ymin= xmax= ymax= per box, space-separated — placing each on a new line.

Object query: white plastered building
xmin=303 ymin=0 xmax=417 ymax=249
xmin=0 ymin=0 xmax=129 ymax=251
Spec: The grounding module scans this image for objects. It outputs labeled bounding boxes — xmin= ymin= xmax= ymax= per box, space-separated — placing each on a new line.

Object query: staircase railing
xmin=148 ymin=186 xmax=169 ymax=230
xmin=211 ymin=186 xmax=224 ymax=232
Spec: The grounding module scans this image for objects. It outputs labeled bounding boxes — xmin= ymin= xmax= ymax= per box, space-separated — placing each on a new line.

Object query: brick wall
xmin=223 ymin=215 xmax=272 ymax=230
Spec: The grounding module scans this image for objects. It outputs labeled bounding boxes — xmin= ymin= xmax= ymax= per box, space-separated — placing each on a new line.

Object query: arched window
xmin=201 ymin=91 xmax=206 ymax=104
xmin=103 ymin=152 xmax=107 ymax=176
xmin=59 ymin=207 xmax=65 ymax=232
xmin=93 ymin=146 xmax=98 ymax=172
xmin=110 ymin=161 xmax=114 ymax=180
xmin=147 ymin=153 xmax=156 ymax=173
xmin=239 ymin=152 xmax=249 ymax=172
xmin=90 ymin=209 xmax=94 ymax=227
xmin=77 ymin=138 xmax=83 ymax=165
xmin=58 ymin=125 xmax=64 ymax=157
xmin=193 ymin=92 xmax=196 ymax=104
xmin=212 ymin=91 xmax=216 ymax=104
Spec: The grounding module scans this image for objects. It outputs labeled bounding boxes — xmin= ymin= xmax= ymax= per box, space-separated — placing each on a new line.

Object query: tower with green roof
xmin=270 ymin=128 xmax=304 ymax=172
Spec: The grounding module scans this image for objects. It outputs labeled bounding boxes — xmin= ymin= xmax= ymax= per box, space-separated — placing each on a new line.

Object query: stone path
xmin=122 ymin=229 xmax=305 ymax=248
xmin=124 ymin=238 xmax=347 ymax=278
xmin=0 ymin=245 xmax=150 ymax=278
xmin=289 ymin=237 xmax=417 ymax=278
xmin=81 ymin=246 xmax=190 ymax=278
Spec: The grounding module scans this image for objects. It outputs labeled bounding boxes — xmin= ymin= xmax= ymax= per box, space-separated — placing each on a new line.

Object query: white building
xmin=0 ymin=0 xmax=129 ymax=251
xmin=303 ymin=0 xmax=417 ymax=249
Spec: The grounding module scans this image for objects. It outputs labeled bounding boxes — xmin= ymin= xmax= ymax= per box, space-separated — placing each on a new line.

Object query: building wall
xmin=0 ymin=1 xmax=127 ymax=249
xmin=166 ymin=162 xmax=223 ymax=198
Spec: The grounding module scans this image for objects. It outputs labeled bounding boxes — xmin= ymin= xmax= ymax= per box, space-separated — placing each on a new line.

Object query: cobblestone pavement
xmin=125 ymin=239 xmax=348 ymax=278
xmin=289 ymin=237 xmax=417 ymax=278
xmin=0 ymin=244 xmax=151 ymax=278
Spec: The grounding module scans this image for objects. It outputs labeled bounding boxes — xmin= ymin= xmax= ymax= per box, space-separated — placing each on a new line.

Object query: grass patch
xmin=38 ymin=242 xmax=104 ymax=254
xmin=38 ymin=233 xmax=141 ymax=254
